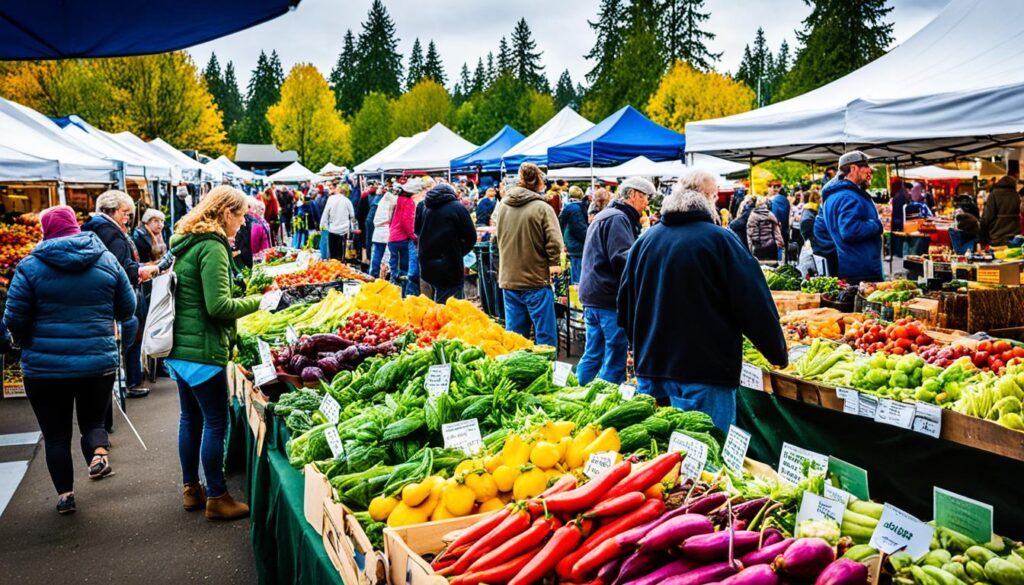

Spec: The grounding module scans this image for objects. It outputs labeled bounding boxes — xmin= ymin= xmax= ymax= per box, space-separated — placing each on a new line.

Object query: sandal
xmin=89 ymin=454 xmax=113 ymax=480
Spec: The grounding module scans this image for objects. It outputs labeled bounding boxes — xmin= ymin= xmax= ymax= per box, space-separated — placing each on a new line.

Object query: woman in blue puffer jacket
xmin=3 ymin=206 xmax=136 ymax=515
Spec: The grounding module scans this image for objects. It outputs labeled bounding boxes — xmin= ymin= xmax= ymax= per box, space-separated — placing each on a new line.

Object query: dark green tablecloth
xmin=736 ymin=388 xmax=1024 ymax=537
xmin=227 ymin=399 xmax=343 ymax=585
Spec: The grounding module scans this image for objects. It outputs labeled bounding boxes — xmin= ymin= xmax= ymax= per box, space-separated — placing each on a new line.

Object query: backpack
xmin=141 ymin=272 xmax=176 ymax=359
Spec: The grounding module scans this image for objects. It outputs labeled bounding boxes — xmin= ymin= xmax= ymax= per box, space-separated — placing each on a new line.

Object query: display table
xmin=227 ymin=398 xmax=342 ymax=585
xmin=735 ymin=387 xmax=1024 ymax=536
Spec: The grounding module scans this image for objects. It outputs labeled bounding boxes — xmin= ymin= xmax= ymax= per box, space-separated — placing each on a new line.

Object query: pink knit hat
xmin=40 ymin=206 xmax=81 ymax=240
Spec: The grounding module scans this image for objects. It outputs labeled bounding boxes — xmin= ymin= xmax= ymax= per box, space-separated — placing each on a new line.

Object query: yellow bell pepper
xmin=512 ymin=465 xmax=547 ymax=500
xmin=565 ymin=425 xmax=598 ymax=469
xmin=529 ymin=441 xmax=561 ymax=470
xmin=443 ymin=482 xmax=477 ymax=516
xmin=492 ymin=465 xmax=520 ymax=492
xmin=368 ymin=495 xmax=399 ymax=522
xmin=582 ymin=427 xmax=620 ymax=461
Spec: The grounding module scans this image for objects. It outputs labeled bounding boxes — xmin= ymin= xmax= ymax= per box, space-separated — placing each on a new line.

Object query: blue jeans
xmin=503 ymin=287 xmax=558 ymax=348
xmin=121 ymin=317 xmax=143 ymax=390
xmin=176 ymin=369 xmax=229 ymax=497
xmin=369 ymin=242 xmax=386 ymax=278
xmin=388 ymin=240 xmax=410 ymax=288
xmin=319 ymin=229 xmax=330 ymax=258
xmin=576 ymin=307 xmax=628 ymax=385
xmin=405 ymin=241 xmax=420 ymax=297
xmin=569 ymin=255 xmax=582 ymax=285
xmin=638 ymin=377 xmax=736 ymax=432
xmin=432 ymin=283 xmax=464 ymax=304
xmin=948 ymin=230 xmax=976 ymax=254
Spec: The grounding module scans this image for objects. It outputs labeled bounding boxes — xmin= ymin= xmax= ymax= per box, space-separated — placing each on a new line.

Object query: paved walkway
xmin=0 ymin=378 xmax=255 ymax=584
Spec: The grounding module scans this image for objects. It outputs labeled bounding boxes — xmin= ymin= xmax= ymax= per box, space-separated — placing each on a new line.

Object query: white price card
xmin=324 ymin=426 xmax=343 ymax=458
xmin=870 ymin=504 xmax=935 ymax=560
xmin=296 ymin=251 xmax=311 ymax=270
xmin=442 ymin=419 xmax=483 ymax=454
xmin=788 ymin=345 xmax=811 ymax=363
xmin=552 ymin=361 xmax=573 ymax=387
xmin=252 ymin=363 xmax=278 ymax=387
xmin=924 ymin=259 xmax=935 ymax=280
xmin=740 ymin=362 xmax=765 ymax=391
xmin=873 ymin=398 xmax=915 ymax=429
xmin=619 ymin=384 xmax=637 ymax=400
xmin=256 ymin=339 xmax=274 ymax=366
xmin=722 ymin=425 xmax=752 ymax=471
xmin=261 ymin=261 xmax=302 ymax=277
xmin=823 ymin=484 xmax=852 ymax=507
xmin=669 ymin=431 xmax=709 ymax=480
xmin=425 ymin=364 xmax=452 ymax=399
xmin=796 ymin=491 xmax=846 ymax=526
xmin=857 ymin=393 xmax=879 ymax=418
xmin=912 ymin=402 xmax=942 ymax=439
xmin=259 ymin=289 xmax=283 ymax=312
xmin=286 ymin=325 xmax=299 ymax=345
xmin=319 ymin=394 xmax=341 ymax=424
xmin=583 ymin=451 xmax=617 ymax=480
xmin=343 ymin=281 xmax=362 ymax=297
xmin=777 ymin=442 xmax=829 ymax=485
xmin=836 ymin=387 xmax=860 ymax=415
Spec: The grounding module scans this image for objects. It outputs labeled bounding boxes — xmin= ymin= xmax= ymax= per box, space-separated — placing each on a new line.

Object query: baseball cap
xmin=838 ymin=151 xmax=870 ymax=168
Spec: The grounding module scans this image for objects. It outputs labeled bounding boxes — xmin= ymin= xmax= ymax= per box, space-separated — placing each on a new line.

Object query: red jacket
xmin=389 ymin=194 xmax=416 ymax=242
xmin=260 ymin=190 xmax=280 ymax=222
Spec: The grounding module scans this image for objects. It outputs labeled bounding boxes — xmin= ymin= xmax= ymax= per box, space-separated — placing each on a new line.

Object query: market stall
xmin=450 ymin=125 xmax=525 ymax=174
xmin=546 ymin=105 xmax=686 ymax=168
xmin=498 ymin=106 xmax=594 ymax=172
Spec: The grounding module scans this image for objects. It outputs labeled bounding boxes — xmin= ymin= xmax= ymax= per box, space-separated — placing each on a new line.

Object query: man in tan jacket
xmin=493 ymin=163 xmax=564 ymax=347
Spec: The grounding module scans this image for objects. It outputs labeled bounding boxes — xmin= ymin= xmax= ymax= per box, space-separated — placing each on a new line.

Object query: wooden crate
xmin=322 ymin=497 xmax=386 ymax=585
xmin=304 ymin=463 xmax=331 ymax=535
xmin=383 ymin=515 xmax=485 ymax=585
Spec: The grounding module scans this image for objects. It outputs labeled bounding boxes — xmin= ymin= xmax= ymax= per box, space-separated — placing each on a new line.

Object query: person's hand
xmin=549 ymin=265 xmax=562 ymax=276
xmin=139 ymin=264 xmax=159 ymax=282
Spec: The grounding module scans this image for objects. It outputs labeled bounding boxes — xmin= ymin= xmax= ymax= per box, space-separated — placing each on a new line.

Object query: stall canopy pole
xmin=749 ymin=153 xmax=755 ymax=195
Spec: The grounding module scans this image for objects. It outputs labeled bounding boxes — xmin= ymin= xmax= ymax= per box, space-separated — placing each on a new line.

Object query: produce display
xmin=0 ymin=222 xmax=41 ymax=280
xmin=859 ymin=280 xmax=921 ymax=305
xmin=763 ymin=264 xmax=803 ymax=291
xmin=272 ymin=258 xmax=373 ymax=288
xmin=255 ymin=246 xmax=300 ymax=265
xmin=801 ymin=276 xmax=845 ymax=295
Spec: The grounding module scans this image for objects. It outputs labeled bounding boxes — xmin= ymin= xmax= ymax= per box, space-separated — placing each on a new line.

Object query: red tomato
xmin=993 ymin=340 xmax=1012 ymax=353
xmin=896 ymin=338 xmax=913 ymax=349
xmin=905 ymin=324 xmax=921 ymax=338
xmin=1013 ymin=347 xmax=1024 ymax=359
xmin=892 ymin=326 xmax=907 ymax=339
xmin=891 ymin=347 xmax=905 ymax=355
xmin=973 ymin=351 xmax=990 ymax=367
xmin=992 ymin=359 xmax=1005 ymax=372
xmin=978 ymin=340 xmax=993 ymax=352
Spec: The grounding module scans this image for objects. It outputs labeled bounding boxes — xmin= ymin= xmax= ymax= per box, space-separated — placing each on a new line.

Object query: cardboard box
xmin=304 ymin=463 xmax=331 ymax=535
xmin=322 ymin=497 xmax=386 ymax=585
xmin=383 ymin=515 xmax=484 ymax=585
xmin=975 ymin=262 xmax=1021 ymax=285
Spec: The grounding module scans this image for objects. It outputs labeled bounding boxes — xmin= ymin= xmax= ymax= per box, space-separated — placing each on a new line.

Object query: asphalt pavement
xmin=0 ymin=377 xmax=256 ymax=584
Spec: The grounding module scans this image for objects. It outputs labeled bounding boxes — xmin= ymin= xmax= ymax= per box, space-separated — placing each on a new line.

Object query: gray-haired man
xmin=575 ymin=177 xmax=655 ymax=385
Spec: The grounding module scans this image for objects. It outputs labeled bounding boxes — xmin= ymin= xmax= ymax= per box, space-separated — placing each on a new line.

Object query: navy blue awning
xmin=547 ymin=105 xmax=686 ymax=168
xmin=0 ymin=0 xmax=298 ymax=59
xmin=450 ymin=125 xmax=525 ymax=173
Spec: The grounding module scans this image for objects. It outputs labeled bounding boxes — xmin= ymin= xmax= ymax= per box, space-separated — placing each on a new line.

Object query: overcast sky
xmin=189 ymin=0 xmax=952 ymax=91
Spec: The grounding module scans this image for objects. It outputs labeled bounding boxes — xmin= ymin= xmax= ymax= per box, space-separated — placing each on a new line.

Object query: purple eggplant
xmin=772 ymin=538 xmax=835 ymax=579
xmin=684 ymin=492 xmax=729 ymax=515
xmin=762 ymin=528 xmax=784 ymax=546
xmin=612 ymin=551 xmax=665 ymax=585
xmin=719 ymin=564 xmax=779 ymax=585
xmin=619 ymin=558 xmax=697 ymax=585
xmin=681 ymin=530 xmax=762 ymax=562
xmin=813 ymin=559 xmax=868 ymax=585
xmin=598 ymin=556 xmax=625 ymax=585
xmin=662 ymin=561 xmax=741 ymax=585
xmin=300 ymin=366 xmax=325 ymax=382
xmin=740 ymin=538 xmax=796 ymax=567
xmin=727 ymin=497 xmax=770 ymax=522
xmin=637 ymin=514 xmax=714 ymax=551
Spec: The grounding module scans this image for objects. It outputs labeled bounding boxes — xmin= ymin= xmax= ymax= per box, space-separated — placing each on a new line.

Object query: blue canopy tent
xmin=450 ymin=125 xmax=525 ymax=173
xmin=546 ymin=105 xmax=686 ymax=168
xmin=0 ymin=0 xmax=298 ymax=59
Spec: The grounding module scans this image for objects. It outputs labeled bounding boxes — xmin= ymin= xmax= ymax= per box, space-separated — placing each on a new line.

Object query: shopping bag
xmin=141 ymin=272 xmax=176 ymax=359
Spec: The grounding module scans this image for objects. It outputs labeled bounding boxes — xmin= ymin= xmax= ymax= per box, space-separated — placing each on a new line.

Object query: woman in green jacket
xmin=167 ymin=186 xmax=261 ymax=521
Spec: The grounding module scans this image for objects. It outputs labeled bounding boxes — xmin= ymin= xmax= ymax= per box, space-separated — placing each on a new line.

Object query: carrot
xmin=559 ymin=498 xmax=666 ymax=580
xmin=464 ymin=516 xmax=560 ymax=574
xmin=584 ymin=492 xmax=646 ymax=518
xmin=603 ymin=452 xmax=681 ymax=501
xmin=453 ymin=548 xmax=538 ymax=585
xmin=447 ymin=507 xmax=532 ymax=575
xmin=507 ymin=522 xmax=584 ymax=585
xmin=542 ymin=461 xmax=632 ymax=513
xmin=432 ymin=505 xmax=512 ymax=567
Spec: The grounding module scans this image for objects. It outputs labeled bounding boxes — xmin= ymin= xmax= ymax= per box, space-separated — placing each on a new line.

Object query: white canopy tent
xmin=0 ymin=98 xmax=116 ymax=183
xmin=319 ymin=162 xmax=348 ymax=175
xmin=686 ymin=0 xmax=1024 ymax=164
xmin=215 ymin=155 xmax=256 ymax=182
xmin=353 ymin=136 xmax=414 ymax=175
xmin=372 ymin=124 xmax=476 ymax=173
xmin=54 ymin=116 xmax=173 ymax=181
xmin=147 ymin=138 xmax=212 ymax=181
xmin=897 ymin=166 xmax=980 ymax=181
xmin=267 ymin=161 xmax=321 ymax=183
xmin=547 ymin=154 xmax=747 ymax=186
xmin=500 ymin=107 xmax=594 ymax=171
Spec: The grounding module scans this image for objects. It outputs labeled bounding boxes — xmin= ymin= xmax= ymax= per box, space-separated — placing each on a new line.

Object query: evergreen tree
xmin=422 ymin=40 xmax=447 ymax=86
xmin=235 ymin=50 xmax=283 ymax=144
xmin=221 ymin=61 xmax=245 ymax=131
xmin=584 ymin=0 xmax=628 ymax=85
xmin=485 ymin=52 xmax=496 ymax=84
xmin=659 ymin=0 xmax=721 ymax=71
xmin=406 ymin=38 xmax=424 ymax=89
xmin=777 ymin=0 xmax=893 ymax=100
xmin=202 ymin=53 xmax=225 ymax=109
xmin=497 ymin=37 xmax=513 ymax=73
xmin=329 ymin=29 xmax=360 ymax=116
xmin=775 ymin=39 xmax=791 ymax=76
xmin=510 ymin=18 xmax=545 ymax=91
xmin=471 ymin=58 xmax=487 ymax=95
xmin=353 ymin=0 xmax=403 ymax=106
xmin=455 ymin=63 xmax=472 ymax=103
xmin=554 ymin=70 xmax=578 ymax=110
xmin=735 ymin=27 xmax=775 ymax=107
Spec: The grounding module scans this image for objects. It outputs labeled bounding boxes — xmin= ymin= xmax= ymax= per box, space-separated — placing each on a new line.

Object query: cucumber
xmin=984 ymin=558 xmax=1024 ymax=585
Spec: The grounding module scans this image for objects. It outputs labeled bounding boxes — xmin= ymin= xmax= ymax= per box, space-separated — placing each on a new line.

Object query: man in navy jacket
xmin=618 ymin=169 xmax=787 ymax=431
xmin=817 ymin=151 xmax=884 ymax=284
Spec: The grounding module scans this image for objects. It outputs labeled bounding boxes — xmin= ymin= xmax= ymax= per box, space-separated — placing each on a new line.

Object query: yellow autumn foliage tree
xmin=390 ymin=79 xmax=450 ymax=137
xmin=267 ymin=64 xmax=352 ymax=170
xmin=645 ymin=61 xmax=755 ymax=133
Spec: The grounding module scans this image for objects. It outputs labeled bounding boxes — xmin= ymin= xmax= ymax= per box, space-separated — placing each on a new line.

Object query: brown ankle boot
xmin=183 ymin=483 xmax=206 ymax=511
xmin=205 ymin=492 xmax=249 ymax=521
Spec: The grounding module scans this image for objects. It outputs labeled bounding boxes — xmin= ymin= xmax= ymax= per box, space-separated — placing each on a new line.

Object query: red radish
xmin=507 ymin=523 xmax=583 ymax=585
xmin=813 ymin=559 xmax=869 ymax=585
xmin=661 ymin=561 xmax=742 ymax=585
xmin=772 ymin=538 xmax=835 ymax=579
xmin=740 ymin=538 xmax=795 ymax=566
xmin=464 ymin=516 xmax=559 ymax=574
xmin=562 ymin=498 xmax=666 ymax=580
xmin=680 ymin=530 xmax=762 ymax=561
xmin=543 ymin=461 xmax=632 ymax=513
xmin=719 ymin=565 xmax=779 ymax=585
xmin=450 ymin=549 xmax=536 ymax=585
xmin=637 ymin=514 xmax=714 ymax=551
xmin=433 ymin=507 xmax=512 ymax=567
xmin=585 ymin=491 xmax=646 ymax=518
xmin=604 ymin=452 xmax=681 ymax=500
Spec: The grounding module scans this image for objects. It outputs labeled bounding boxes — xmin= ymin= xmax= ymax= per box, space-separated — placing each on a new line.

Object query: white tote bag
xmin=142 ymin=272 xmax=176 ymax=359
